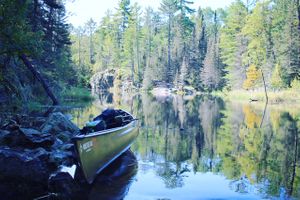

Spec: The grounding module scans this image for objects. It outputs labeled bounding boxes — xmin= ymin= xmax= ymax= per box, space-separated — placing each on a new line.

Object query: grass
xmin=213 ymin=89 xmax=300 ymax=104
xmin=62 ymin=86 xmax=94 ymax=102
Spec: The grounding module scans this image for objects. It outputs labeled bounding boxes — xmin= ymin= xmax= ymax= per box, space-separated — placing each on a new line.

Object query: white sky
xmin=66 ymin=0 xmax=235 ymax=27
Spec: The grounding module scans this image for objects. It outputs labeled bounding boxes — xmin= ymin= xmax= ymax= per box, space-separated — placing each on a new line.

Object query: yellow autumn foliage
xmin=243 ymin=64 xmax=261 ymax=90
xmin=243 ymin=105 xmax=262 ymax=129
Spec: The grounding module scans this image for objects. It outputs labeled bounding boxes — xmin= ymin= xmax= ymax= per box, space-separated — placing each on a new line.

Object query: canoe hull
xmin=73 ymin=120 xmax=138 ymax=184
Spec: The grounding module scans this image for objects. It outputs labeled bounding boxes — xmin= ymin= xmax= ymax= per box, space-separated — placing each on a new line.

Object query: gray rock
xmin=0 ymin=147 xmax=51 ymax=183
xmin=0 ymin=147 xmax=52 ymax=199
xmin=90 ymin=69 xmax=115 ymax=92
xmin=40 ymin=112 xmax=79 ymax=135
xmin=52 ymin=138 xmax=64 ymax=149
xmin=56 ymin=131 xmax=72 ymax=142
xmin=0 ymin=130 xmax=10 ymax=145
xmin=1 ymin=128 xmax=54 ymax=149
xmin=31 ymin=117 xmax=47 ymax=128
xmin=50 ymin=149 xmax=74 ymax=166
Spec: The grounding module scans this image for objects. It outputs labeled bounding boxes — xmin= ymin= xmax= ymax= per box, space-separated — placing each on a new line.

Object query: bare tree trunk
xmin=297 ymin=0 xmax=300 ymax=32
xmin=167 ymin=14 xmax=171 ymax=84
xmin=288 ymin=129 xmax=298 ymax=196
xmin=260 ymin=69 xmax=268 ymax=102
xmin=260 ymin=101 xmax=268 ymax=128
xmin=20 ymin=54 xmax=59 ymax=105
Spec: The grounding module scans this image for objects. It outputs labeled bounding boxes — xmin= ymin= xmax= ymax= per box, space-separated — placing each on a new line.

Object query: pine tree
xmin=85 ymin=18 xmax=97 ymax=65
xmin=200 ymin=11 xmax=224 ymax=91
xmin=220 ymin=0 xmax=248 ymax=89
xmin=277 ymin=0 xmax=300 ymax=86
xmin=189 ymin=8 xmax=207 ymax=90
xmin=242 ymin=1 xmax=272 ymax=81
xmin=160 ymin=0 xmax=177 ymax=84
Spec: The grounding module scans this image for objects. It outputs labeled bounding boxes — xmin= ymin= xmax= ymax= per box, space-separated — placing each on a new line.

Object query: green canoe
xmin=73 ymin=113 xmax=138 ymax=184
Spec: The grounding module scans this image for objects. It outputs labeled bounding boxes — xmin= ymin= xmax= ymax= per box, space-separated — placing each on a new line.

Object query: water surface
xmin=68 ymin=93 xmax=300 ymax=199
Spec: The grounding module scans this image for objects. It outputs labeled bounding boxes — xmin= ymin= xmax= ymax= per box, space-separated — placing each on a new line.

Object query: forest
xmin=1 ymin=0 xmax=300 ymax=107
xmin=72 ymin=0 xmax=300 ymax=92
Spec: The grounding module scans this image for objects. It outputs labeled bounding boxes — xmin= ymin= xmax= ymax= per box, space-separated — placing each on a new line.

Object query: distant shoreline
xmin=213 ymin=90 xmax=300 ymax=104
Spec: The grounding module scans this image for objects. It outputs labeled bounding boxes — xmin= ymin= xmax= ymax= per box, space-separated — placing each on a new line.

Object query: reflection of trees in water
xmin=198 ymin=97 xmax=224 ymax=172
xmin=97 ymin=91 xmax=113 ymax=104
xmin=156 ymin=162 xmax=190 ymax=189
xmin=278 ymin=113 xmax=299 ymax=197
xmin=135 ymin=94 xmax=224 ymax=187
xmin=229 ymin=176 xmax=254 ymax=194
xmin=69 ymin=92 xmax=300 ymax=198
xmin=218 ymin=102 xmax=300 ymax=199
xmin=136 ymin=94 xmax=300 ymax=198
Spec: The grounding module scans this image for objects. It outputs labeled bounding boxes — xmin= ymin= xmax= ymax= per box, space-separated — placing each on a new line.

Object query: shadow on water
xmin=87 ymin=150 xmax=137 ymax=200
xmin=49 ymin=150 xmax=138 ymax=200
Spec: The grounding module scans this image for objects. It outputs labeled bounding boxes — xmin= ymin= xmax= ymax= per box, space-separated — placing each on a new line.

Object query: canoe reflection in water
xmin=49 ymin=150 xmax=137 ymax=200
xmin=88 ymin=150 xmax=138 ymax=200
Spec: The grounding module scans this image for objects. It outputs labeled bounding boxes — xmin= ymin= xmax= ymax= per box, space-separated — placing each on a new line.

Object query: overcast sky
xmin=66 ymin=0 xmax=235 ymax=27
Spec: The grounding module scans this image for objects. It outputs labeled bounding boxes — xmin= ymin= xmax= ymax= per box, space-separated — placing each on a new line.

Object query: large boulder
xmin=90 ymin=69 xmax=115 ymax=92
xmin=0 ymin=128 xmax=54 ymax=149
xmin=0 ymin=147 xmax=53 ymax=199
xmin=50 ymin=148 xmax=75 ymax=166
xmin=40 ymin=112 xmax=79 ymax=136
xmin=0 ymin=130 xmax=10 ymax=145
xmin=0 ymin=147 xmax=51 ymax=182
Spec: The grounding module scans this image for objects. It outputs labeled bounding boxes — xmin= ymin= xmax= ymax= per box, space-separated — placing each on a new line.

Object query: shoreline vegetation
xmin=212 ymin=89 xmax=300 ymax=104
xmin=61 ymin=86 xmax=94 ymax=102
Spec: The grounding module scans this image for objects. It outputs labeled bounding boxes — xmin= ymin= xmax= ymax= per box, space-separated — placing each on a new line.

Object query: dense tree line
xmin=1 ymin=0 xmax=300 ymax=107
xmin=73 ymin=0 xmax=300 ymax=92
xmin=0 ymin=0 xmax=76 ymax=106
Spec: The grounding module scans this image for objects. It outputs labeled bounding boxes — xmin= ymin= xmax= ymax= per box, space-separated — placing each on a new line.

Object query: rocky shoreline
xmin=0 ymin=111 xmax=138 ymax=200
xmin=0 ymin=112 xmax=81 ymax=199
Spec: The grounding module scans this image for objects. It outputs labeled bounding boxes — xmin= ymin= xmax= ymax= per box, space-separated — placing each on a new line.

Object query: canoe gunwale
xmin=73 ymin=119 xmax=137 ymax=139
xmin=73 ymin=110 xmax=137 ymax=140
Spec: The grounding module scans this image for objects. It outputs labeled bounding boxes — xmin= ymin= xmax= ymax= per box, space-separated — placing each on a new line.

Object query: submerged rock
xmin=41 ymin=112 xmax=79 ymax=136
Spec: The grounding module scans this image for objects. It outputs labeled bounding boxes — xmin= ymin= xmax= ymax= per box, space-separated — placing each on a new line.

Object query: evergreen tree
xmin=275 ymin=0 xmax=300 ymax=86
xmin=160 ymin=0 xmax=177 ymax=84
xmin=85 ymin=18 xmax=97 ymax=65
xmin=242 ymin=1 xmax=273 ymax=84
xmin=189 ymin=8 xmax=207 ymax=90
xmin=200 ymin=12 xmax=223 ymax=91
xmin=220 ymin=0 xmax=248 ymax=89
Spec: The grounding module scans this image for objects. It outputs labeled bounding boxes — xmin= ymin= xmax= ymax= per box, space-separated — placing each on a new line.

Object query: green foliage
xmin=271 ymin=63 xmax=285 ymax=89
xmin=290 ymin=78 xmax=300 ymax=91
xmin=220 ymin=0 xmax=248 ymax=89
xmin=67 ymin=0 xmax=300 ymax=95
xmin=242 ymin=1 xmax=270 ymax=67
xmin=62 ymin=87 xmax=94 ymax=102
xmin=0 ymin=0 xmax=42 ymax=56
xmin=0 ymin=0 xmax=79 ymax=106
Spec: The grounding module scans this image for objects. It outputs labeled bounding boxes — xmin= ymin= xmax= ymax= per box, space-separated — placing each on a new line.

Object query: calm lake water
xmin=68 ymin=92 xmax=300 ymax=200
